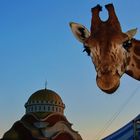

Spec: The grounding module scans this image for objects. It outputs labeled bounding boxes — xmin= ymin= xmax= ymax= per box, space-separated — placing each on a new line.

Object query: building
xmin=1 ymin=88 xmax=83 ymax=140
xmin=102 ymin=115 xmax=140 ymax=140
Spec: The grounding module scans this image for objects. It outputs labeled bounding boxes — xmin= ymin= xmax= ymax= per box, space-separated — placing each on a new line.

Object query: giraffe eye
xmin=83 ymin=46 xmax=91 ymax=56
xmin=123 ymin=40 xmax=132 ymax=50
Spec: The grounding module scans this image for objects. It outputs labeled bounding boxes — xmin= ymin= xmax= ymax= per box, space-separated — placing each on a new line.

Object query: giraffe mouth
xmin=96 ymin=73 xmax=120 ymax=94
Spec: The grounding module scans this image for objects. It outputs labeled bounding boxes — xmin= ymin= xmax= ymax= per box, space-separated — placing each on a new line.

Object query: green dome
xmin=27 ymin=89 xmax=63 ymax=104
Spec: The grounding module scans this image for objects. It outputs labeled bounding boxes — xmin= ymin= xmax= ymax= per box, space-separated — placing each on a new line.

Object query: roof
xmin=26 ymin=89 xmax=64 ymax=105
xmin=21 ymin=113 xmax=70 ymax=126
xmin=2 ymin=113 xmax=82 ymax=140
xmin=102 ymin=114 xmax=140 ymax=140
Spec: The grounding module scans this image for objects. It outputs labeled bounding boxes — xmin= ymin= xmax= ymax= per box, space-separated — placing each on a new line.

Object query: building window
xmin=56 ymin=107 xmax=58 ymax=112
xmin=39 ymin=106 xmax=41 ymax=111
xmin=48 ymin=106 xmax=50 ymax=111
xmin=35 ymin=106 xmax=37 ymax=111
xmin=44 ymin=106 xmax=46 ymax=111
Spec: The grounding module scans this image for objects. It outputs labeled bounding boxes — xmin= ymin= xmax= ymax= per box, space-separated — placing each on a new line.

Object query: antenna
xmin=45 ymin=80 xmax=47 ymax=90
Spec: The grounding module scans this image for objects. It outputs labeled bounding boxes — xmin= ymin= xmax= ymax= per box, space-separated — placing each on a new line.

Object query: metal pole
xmin=133 ymin=120 xmax=136 ymax=140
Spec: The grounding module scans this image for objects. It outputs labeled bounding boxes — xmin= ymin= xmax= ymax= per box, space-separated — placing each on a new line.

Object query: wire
xmin=94 ymin=86 xmax=140 ymax=140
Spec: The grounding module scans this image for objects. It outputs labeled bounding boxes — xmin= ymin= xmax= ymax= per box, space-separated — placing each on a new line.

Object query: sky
xmin=0 ymin=0 xmax=140 ymax=140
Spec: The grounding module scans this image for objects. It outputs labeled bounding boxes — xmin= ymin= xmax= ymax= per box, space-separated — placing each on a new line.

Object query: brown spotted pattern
xmin=126 ymin=39 xmax=140 ymax=80
xmin=83 ymin=4 xmax=129 ymax=93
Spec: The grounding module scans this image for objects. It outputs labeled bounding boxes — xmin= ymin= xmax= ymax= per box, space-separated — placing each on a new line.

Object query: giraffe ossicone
xmin=70 ymin=3 xmax=139 ymax=94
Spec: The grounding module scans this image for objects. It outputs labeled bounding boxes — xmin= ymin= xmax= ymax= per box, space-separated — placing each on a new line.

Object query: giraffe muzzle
xmin=96 ymin=73 xmax=120 ymax=94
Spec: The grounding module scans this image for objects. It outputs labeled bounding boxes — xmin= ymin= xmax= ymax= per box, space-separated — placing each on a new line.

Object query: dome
xmin=27 ymin=89 xmax=63 ymax=104
xmin=25 ymin=89 xmax=65 ymax=116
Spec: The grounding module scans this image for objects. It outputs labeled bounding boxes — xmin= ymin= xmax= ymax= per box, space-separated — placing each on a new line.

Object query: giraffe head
xmin=70 ymin=4 xmax=137 ymax=94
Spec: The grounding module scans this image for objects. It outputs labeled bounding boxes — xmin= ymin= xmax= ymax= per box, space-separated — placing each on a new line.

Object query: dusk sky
xmin=1 ymin=0 xmax=140 ymax=140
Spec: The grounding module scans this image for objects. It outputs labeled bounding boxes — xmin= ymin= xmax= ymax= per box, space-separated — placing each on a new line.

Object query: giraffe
xmin=69 ymin=3 xmax=139 ymax=94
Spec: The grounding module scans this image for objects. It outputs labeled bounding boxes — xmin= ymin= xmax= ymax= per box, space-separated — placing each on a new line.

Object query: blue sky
xmin=1 ymin=0 xmax=140 ymax=140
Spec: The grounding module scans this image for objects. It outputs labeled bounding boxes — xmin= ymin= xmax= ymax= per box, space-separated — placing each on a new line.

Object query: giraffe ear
xmin=125 ymin=28 xmax=138 ymax=39
xmin=69 ymin=22 xmax=90 ymax=43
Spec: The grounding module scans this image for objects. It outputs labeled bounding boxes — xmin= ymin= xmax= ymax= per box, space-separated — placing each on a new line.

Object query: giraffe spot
xmin=133 ymin=55 xmax=140 ymax=69
xmin=113 ymin=44 xmax=116 ymax=49
xmin=131 ymin=63 xmax=135 ymax=67
xmin=134 ymin=46 xmax=140 ymax=56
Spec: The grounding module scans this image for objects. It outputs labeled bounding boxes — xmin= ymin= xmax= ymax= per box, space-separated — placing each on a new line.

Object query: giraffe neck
xmin=126 ymin=39 xmax=140 ymax=80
